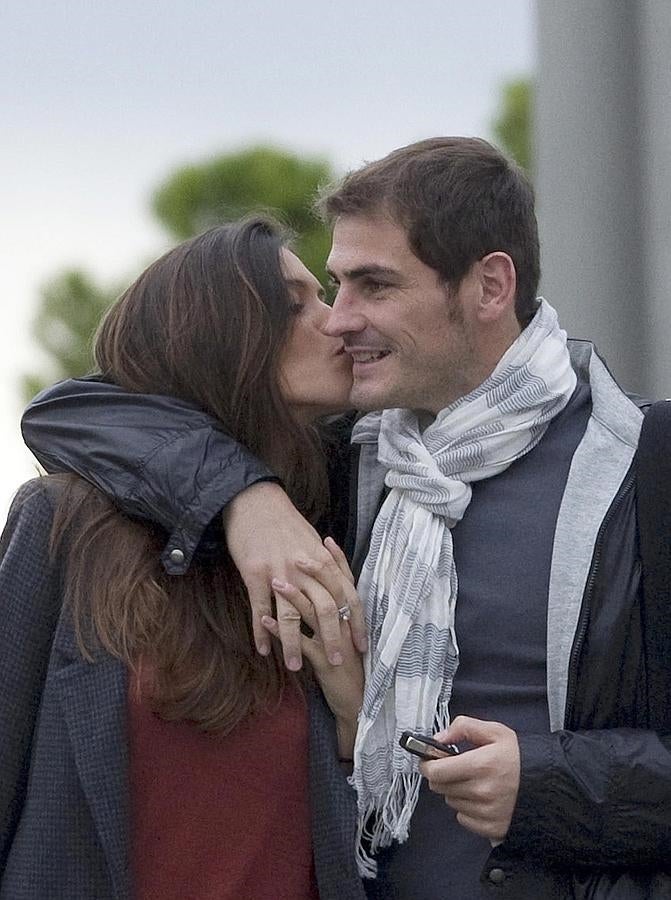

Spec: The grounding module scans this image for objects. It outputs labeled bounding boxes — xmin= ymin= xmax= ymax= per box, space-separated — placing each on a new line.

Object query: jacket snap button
xmin=488 ymin=868 xmax=506 ymax=885
xmin=169 ymin=548 xmax=185 ymax=564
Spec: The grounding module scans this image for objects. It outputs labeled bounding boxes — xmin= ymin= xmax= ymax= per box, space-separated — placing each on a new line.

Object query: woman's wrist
xmin=336 ymin=716 xmax=358 ymax=761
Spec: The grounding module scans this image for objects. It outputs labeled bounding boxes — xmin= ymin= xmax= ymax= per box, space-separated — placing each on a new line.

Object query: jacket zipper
xmin=563 ymin=467 xmax=637 ymax=728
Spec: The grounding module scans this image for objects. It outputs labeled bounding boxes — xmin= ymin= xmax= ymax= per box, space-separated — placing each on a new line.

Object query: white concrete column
xmin=536 ymin=0 xmax=671 ymax=398
xmin=638 ymin=0 xmax=671 ymax=399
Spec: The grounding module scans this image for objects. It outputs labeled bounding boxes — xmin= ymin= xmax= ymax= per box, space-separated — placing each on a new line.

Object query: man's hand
xmin=222 ymin=482 xmax=367 ymax=669
xmin=419 ymin=716 xmax=521 ymax=843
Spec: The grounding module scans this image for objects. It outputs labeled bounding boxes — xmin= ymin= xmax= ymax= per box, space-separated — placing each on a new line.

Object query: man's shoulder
xmin=569 ymin=340 xmax=645 ymax=449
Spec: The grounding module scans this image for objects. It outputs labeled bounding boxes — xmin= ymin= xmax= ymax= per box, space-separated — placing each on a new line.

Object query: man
xmin=22 ymin=138 xmax=671 ymax=897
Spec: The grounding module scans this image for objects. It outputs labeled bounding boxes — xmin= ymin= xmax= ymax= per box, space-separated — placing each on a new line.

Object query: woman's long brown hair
xmin=51 ymin=218 xmax=328 ymax=732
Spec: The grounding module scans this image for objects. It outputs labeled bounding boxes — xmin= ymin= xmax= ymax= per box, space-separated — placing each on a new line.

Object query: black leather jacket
xmin=21 ymin=358 xmax=671 ymax=899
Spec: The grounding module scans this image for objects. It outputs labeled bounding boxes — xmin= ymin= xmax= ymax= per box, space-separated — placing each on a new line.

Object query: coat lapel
xmin=53 ymin=617 xmax=131 ymax=899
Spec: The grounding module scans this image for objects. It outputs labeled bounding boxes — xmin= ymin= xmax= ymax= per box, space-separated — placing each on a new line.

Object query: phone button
xmin=487 ymin=867 xmax=506 ymax=885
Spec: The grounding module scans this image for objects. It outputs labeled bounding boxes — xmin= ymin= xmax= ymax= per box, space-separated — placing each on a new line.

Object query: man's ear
xmin=476 ymin=252 xmax=517 ymax=322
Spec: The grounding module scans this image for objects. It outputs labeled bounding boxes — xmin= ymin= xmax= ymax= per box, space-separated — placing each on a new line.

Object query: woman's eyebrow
xmin=284 ymin=277 xmax=309 ymax=293
xmin=285 ymin=276 xmax=324 ymax=297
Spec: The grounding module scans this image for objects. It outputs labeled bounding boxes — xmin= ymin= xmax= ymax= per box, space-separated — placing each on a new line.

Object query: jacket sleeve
xmin=498 ymin=727 xmax=671 ymax=870
xmin=21 ymin=378 xmax=281 ymax=574
xmin=0 ymin=481 xmax=63 ymax=868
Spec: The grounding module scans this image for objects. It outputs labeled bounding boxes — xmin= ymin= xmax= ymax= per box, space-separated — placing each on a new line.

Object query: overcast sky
xmin=0 ymin=0 xmax=535 ymax=519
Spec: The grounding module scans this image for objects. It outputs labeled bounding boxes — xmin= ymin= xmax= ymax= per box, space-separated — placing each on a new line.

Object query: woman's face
xmin=278 ymin=248 xmax=353 ymax=420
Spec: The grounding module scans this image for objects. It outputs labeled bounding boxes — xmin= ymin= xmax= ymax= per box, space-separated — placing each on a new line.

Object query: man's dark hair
xmin=319 ymin=137 xmax=540 ymax=324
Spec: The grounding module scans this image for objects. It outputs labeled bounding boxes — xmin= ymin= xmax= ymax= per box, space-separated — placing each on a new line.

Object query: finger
xmin=262 ymin=613 xmax=315 ymax=656
xmin=279 ymin=573 xmax=345 ymax=666
xmin=273 ymin=593 xmax=305 ymax=671
xmin=455 ymin=808 xmax=504 ymax=842
xmin=455 ymin=810 xmax=487 ymax=837
xmin=294 ymin=558 xmax=368 ymax=655
xmin=346 ymin=609 xmax=368 ymax=654
xmin=295 ymin=551 xmax=349 ymax=597
xmin=435 ymin=716 xmax=509 ymax=748
xmin=322 ymin=538 xmax=368 ymax=654
xmin=262 ymin=613 xmax=330 ymax=673
xmin=419 ymin=752 xmax=476 ymax=786
xmin=323 ymin=537 xmax=354 ymax=583
xmin=271 ymin=580 xmax=319 ymax=632
xmin=435 ymin=785 xmax=483 ymax=806
xmin=246 ymin=576 xmax=274 ymax=657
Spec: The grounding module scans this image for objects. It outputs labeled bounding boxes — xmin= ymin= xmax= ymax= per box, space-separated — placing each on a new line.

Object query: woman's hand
xmin=262 ymin=612 xmax=363 ymax=759
xmin=223 ymin=484 xmax=367 ymax=667
xmin=262 ymin=537 xmax=364 ymax=759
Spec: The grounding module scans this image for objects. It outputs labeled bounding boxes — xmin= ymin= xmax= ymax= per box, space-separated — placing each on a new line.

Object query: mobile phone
xmin=399 ymin=730 xmax=460 ymax=761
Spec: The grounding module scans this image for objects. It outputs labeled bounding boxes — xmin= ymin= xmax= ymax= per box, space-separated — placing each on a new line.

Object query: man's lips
xmin=344 ymin=348 xmax=391 ymax=363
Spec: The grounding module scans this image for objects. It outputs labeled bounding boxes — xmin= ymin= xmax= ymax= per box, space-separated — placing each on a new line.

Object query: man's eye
xmin=365 ymin=280 xmax=387 ymax=294
xmin=288 ymin=301 xmax=304 ymax=315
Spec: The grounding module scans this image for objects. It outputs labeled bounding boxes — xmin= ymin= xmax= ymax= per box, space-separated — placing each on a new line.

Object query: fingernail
xmin=287 ymin=657 xmax=302 ymax=671
xmin=271 ymin=578 xmax=289 ymax=591
xmin=356 ymin=637 xmax=368 ymax=652
xmin=329 ymin=652 xmax=344 ymax=666
xmin=295 ymin=559 xmax=310 ymax=568
xmin=258 ymin=643 xmax=270 ymax=656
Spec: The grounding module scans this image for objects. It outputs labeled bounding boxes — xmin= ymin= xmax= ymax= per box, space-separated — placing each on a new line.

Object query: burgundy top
xmin=128 ymin=679 xmax=319 ymax=900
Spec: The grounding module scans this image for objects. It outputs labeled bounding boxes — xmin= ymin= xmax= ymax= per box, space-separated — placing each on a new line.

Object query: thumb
xmin=435 ymin=715 xmax=507 ymax=748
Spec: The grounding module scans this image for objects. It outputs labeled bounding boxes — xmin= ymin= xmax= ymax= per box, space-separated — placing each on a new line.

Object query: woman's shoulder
xmin=1 ymin=475 xmax=87 ymax=557
xmin=7 ymin=474 xmax=74 ymax=521
xmin=6 ymin=476 xmax=56 ymax=525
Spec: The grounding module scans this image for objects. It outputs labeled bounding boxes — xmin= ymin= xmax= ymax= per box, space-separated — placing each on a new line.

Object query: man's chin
xmin=348 ymin=381 xmax=392 ymax=412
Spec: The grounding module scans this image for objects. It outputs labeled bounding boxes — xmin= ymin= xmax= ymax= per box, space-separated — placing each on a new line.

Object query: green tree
xmin=492 ymin=77 xmax=533 ymax=175
xmin=152 ymin=145 xmax=335 ymax=278
xmin=24 ymin=146 xmax=338 ymax=399
xmin=23 ymin=270 xmax=122 ymax=399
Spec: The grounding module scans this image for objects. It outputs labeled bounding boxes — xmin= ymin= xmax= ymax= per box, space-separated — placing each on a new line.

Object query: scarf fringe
xmin=353 ymin=772 xmax=423 ymax=878
xmin=353 ymin=706 xmax=452 ymax=878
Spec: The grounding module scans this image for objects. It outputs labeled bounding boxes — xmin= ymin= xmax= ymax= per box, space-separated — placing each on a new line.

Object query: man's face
xmin=325 ymin=214 xmax=481 ymax=415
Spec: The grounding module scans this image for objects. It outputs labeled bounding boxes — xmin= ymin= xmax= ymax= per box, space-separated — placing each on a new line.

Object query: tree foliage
xmin=492 ymin=77 xmax=533 ymax=176
xmin=24 ymin=146 xmax=338 ymax=399
xmin=152 ymin=145 xmax=336 ymax=279
xmin=23 ymin=270 xmax=122 ymax=400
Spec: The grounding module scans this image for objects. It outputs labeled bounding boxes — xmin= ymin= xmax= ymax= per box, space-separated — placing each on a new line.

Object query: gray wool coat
xmin=0 ymin=480 xmax=365 ymax=900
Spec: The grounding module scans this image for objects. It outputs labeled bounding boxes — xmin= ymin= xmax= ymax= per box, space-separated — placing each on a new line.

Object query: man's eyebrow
xmin=325 ymin=264 xmax=401 ymax=281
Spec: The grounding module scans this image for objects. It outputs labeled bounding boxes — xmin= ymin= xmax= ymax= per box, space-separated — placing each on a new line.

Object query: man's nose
xmin=322 ymin=291 xmax=367 ymax=337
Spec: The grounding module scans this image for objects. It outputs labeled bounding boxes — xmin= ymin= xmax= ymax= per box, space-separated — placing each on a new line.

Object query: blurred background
xmin=2 ymin=0 xmax=669 ymax=520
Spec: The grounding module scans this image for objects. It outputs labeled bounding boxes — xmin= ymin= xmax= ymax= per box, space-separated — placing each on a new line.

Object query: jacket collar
xmin=51 ymin=610 xmax=130 ymax=898
xmin=545 ymin=341 xmax=643 ymax=729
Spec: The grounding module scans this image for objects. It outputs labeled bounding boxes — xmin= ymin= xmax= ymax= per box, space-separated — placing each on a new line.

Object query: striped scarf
xmin=351 ymin=299 xmax=577 ymax=876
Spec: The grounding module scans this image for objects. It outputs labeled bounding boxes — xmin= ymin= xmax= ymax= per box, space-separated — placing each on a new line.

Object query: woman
xmin=0 ymin=218 xmax=365 ymax=900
